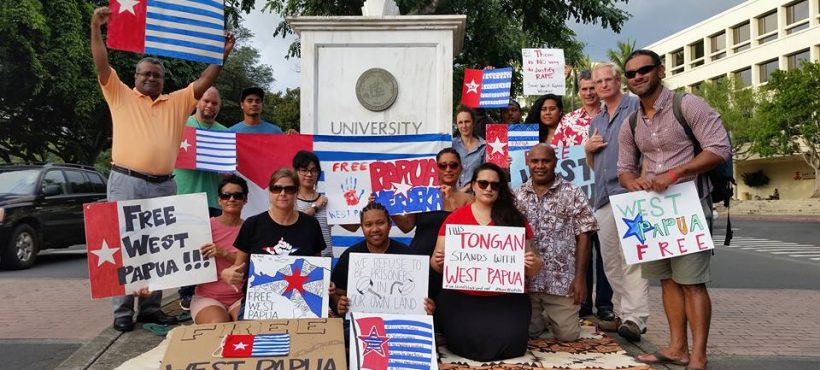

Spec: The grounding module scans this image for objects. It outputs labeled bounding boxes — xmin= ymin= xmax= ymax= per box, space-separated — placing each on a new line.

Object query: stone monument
xmin=288 ymin=0 xmax=466 ymax=135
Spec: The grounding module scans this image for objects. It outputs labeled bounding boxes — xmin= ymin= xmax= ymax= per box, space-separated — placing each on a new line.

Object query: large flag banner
xmin=350 ymin=313 xmax=437 ymax=370
xmin=330 ymin=225 xmax=413 ymax=259
xmin=609 ymin=181 xmax=714 ymax=264
xmin=107 ymin=0 xmax=226 ymax=65
xmin=347 ymin=254 xmax=429 ymax=315
xmin=522 ymin=48 xmax=565 ymax=96
xmin=83 ymin=193 xmax=215 ymax=299
xmin=486 ymin=124 xmax=539 ymax=169
xmin=175 ymin=126 xmax=237 ymax=172
xmin=161 ymin=320 xmax=346 ymax=369
xmin=443 ymin=224 xmax=526 ymax=293
xmin=460 ymin=67 xmax=513 ymax=108
xmin=244 ymin=255 xmax=331 ymax=320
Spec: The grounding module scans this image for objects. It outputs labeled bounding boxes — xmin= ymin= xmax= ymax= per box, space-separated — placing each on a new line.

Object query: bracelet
xmin=668 ymin=169 xmax=679 ymax=182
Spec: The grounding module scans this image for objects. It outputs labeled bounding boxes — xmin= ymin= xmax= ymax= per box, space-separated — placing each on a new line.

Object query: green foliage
xmin=606 ymin=39 xmax=634 ymax=91
xmin=741 ymin=170 xmax=769 ymax=188
xmin=214 ymin=27 xmax=275 ymax=126
xmin=691 ymin=77 xmax=758 ymax=159
xmin=266 ymin=88 xmax=300 ymax=132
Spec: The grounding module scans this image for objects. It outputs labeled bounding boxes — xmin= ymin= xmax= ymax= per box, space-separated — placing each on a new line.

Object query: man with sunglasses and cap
xmin=513 ymin=144 xmax=598 ymax=341
xmin=230 ymin=87 xmax=284 ymax=133
xmin=90 ymin=6 xmax=235 ymax=332
xmin=617 ymin=49 xmax=730 ymax=370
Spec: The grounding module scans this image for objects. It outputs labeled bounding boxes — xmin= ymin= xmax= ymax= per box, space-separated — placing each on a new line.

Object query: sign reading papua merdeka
xmin=461 ymin=67 xmax=513 ymax=108
xmin=347 ymin=254 xmax=429 ymax=315
xmin=609 ymin=181 xmax=714 ymax=265
xmin=83 ymin=193 xmax=215 ymax=299
xmin=443 ymin=224 xmax=526 ymax=293
xmin=522 ymin=48 xmax=565 ymax=96
xmin=245 ymin=255 xmax=331 ymax=320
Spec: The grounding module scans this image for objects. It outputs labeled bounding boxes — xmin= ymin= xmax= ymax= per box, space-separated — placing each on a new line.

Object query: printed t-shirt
xmin=437 ymin=204 xmax=533 ymax=296
xmin=234 ymin=211 xmax=326 ymax=256
xmin=195 ymin=217 xmax=243 ymax=306
xmin=173 ymin=116 xmax=229 ymax=209
xmin=330 ymin=239 xmax=410 ymax=291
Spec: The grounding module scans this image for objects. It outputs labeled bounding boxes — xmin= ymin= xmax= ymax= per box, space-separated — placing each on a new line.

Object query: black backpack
xmin=628 ymin=92 xmax=735 ymax=245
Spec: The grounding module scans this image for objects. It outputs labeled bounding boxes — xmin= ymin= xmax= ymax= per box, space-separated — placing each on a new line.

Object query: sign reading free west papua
xmin=84 ymin=193 xmax=216 ymax=298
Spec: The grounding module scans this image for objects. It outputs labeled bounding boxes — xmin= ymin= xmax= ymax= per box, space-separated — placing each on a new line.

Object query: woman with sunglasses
xmin=525 ymin=93 xmax=564 ymax=144
xmin=452 ymin=105 xmax=486 ymax=193
xmin=191 ymin=175 xmax=248 ymax=324
xmin=392 ymin=148 xmax=473 ymax=301
xmin=221 ymin=168 xmax=327 ymax=301
xmin=293 ymin=151 xmax=332 ymax=257
xmin=430 ymin=163 xmax=542 ymax=361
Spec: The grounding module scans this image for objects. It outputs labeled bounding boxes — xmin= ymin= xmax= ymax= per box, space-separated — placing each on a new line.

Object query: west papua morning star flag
xmin=508 ymin=124 xmax=542 ymax=187
xmin=107 ymin=0 xmax=226 ymax=65
xmin=175 ymin=126 xmax=237 ymax=172
xmin=222 ymin=333 xmax=290 ymax=357
xmin=486 ymin=124 xmax=539 ymax=168
xmin=461 ymin=67 xmax=513 ymax=108
xmin=350 ymin=313 xmax=437 ymax=370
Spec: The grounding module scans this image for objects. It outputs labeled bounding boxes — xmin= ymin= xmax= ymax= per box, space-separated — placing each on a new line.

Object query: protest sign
xmin=460 ymin=67 xmax=513 ymax=108
xmin=161 ymin=319 xmax=346 ymax=370
xmin=245 ymin=255 xmax=332 ymax=320
xmin=510 ymin=145 xmax=595 ymax=199
xmin=347 ymin=254 xmax=429 ymax=315
xmin=83 ymin=193 xmax=214 ymax=299
xmin=443 ymin=224 xmax=526 ymax=293
xmin=349 ymin=313 xmax=437 ymax=370
xmin=487 ymin=124 xmax=539 ymax=170
xmin=522 ymin=48 xmax=565 ymax=96
xmin=609 ymin=181 xmax=714 ymax=264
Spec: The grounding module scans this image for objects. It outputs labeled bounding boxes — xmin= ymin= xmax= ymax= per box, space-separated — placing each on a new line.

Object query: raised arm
xmin=90 ymin=7 xmax=112 ymax=84
xmin=192 ymin=32 xmax=236 ymax=99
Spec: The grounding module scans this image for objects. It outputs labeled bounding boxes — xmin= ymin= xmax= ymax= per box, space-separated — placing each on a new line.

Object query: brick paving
xmin=644 ymin=286 xmax=820 ymax=357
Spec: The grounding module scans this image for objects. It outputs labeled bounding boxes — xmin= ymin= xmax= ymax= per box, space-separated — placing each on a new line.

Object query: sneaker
xmin=597 ymin=316 xmax=621 ymax=332
xmin=618 ymin=320 xmax=644 ymax=342
xmin=180 ymin=296 xmax=192 ymax=311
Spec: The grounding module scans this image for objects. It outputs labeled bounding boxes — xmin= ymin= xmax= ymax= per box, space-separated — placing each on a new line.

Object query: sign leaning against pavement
xmin=609 ymin=181 xmax=715 ymax=264
xmin=83 ymin=193 xmax=215 ymax=298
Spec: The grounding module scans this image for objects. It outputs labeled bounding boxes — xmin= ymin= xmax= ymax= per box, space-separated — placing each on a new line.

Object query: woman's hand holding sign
xmin=221 ymin=262 xmax=245 ymax=292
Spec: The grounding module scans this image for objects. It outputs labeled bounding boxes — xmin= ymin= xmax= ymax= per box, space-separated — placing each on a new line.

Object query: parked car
xmin=0 ymin=163 xmax=107 ymax=269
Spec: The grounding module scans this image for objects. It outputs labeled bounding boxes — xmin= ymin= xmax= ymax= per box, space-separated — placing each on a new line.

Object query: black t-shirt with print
xmin=234 ymin=211 xmax=327 ymax=256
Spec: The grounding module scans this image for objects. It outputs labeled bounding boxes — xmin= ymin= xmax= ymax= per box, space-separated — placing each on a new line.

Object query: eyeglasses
xmin=269 ymin=184 xmax=298 ymax=194
xmin=624 ymin=64 xmax=658 ymax=79
xmin=135 ymin=71 xmax=164 ymax=79
xmin=475 ymin=180 xmax=501 ymax=191
xmin=297 ymin=168 xmax=320 ymax=175
xmin=437 ymin=161 xmax=460 ymax=170
xmin=218 ymin=192 xmax=246 ymax=200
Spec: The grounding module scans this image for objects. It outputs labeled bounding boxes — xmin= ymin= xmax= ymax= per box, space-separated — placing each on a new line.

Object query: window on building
xmin=757 ymin=11 xmax=778 ymax=44
xmin=733 ymin=22 xmax=751 ymax=52
xmin=690 ymin=82 xmax=702 ymax=94
xmin=787 ymin=49 xmax=811 ymax=70
xmin=786 ymin=0 xmax=809 ymax=34
xmin=690 ymin=40 xmax=705 ymax=68
xmin=670 ymin=48 xmax=684 ymax=75
xmin=759 ymin=59 xmax=779 ymax=83
xmin=710 ymin=32 xmax=726 ymax=61
xmin=734 ymin=67 xmax=752 ymax=87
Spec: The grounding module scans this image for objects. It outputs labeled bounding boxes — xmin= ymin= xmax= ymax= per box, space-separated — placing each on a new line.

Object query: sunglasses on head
xmin=475 ymin=180 xmax=501 ymax=191
xmin=218 ymin=192 xmax=246 ymax=200
xmin=624 ymin=64 xmax=658 ymax=79
xmin=437 ymin=161 xmax=460 ymax=170
xmin=269 ymin=184 xmax=298 ymax=194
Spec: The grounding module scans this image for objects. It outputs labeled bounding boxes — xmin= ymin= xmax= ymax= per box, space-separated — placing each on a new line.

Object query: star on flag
xmin=358 ymin=326 xmax=390 ymax=357
xmin=464 ymin=79 xmax=480 ymax=94
xmin=179 ymin=139 xmax=191 ymax=152
xmin=232 ymin=341 xmax=248 ymax=351
xmin=282 ymin=267 xmax=310 ymax=294
xmin=488 ymin=136 xmax=508 ymax=155
xmin=115 ymin=0 xmax=140 ymax=15
xmin=90 ymin=239 xmax=119 ymax=267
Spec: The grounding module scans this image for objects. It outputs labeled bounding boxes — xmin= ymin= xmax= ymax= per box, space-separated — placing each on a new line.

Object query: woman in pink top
xmin=191 ymin=175 xmax=248 ymax=323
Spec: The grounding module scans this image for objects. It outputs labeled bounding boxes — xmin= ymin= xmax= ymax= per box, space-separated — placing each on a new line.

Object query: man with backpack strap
xmin=617 ymin=50 xmax=732 ymax=370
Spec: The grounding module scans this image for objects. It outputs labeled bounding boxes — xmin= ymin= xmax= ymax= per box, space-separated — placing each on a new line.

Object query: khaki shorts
xmin=640 ymin=197 xmax=713 ymax=285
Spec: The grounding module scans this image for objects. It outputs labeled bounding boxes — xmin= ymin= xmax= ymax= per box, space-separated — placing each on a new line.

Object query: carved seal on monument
xmin=355 ymin=68 xmax=398 ymax=112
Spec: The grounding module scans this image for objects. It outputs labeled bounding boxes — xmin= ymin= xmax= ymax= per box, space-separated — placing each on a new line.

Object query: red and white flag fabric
xmin=460 ymin=67 xmax=513 ymax=108
xmin=485 ymin=124 xmax=539 ymax=168
xmin=175 ymin=127 xmax=237 ymax=172
xmin=107 ymin=0 xmax=225 ymax=65
xmin=221 ymin=334 xmax=291 ymax=357
xmin=350 ymin=314 xmax=437 ymax=370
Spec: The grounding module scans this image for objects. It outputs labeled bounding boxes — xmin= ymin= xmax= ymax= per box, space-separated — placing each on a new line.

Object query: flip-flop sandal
xmin=177 ymin=312 xmax=192 ymax=322
xmin=143 ymin=323 xmax=171 ymax=336
xmin=636 ymin=351 xmax=689 ymax=366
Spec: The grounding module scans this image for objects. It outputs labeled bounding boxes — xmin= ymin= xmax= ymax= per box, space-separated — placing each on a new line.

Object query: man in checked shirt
xmin=617 ymin=50 xmax=731 ymax=370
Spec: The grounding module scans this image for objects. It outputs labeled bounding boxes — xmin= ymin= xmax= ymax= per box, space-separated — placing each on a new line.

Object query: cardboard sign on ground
xmin=160 ymin=319 xmax=347 ymax=370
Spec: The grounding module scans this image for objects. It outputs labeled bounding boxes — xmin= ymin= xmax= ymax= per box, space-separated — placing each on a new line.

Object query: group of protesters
xmin=91 ymin=5 xmax=729 ymax=369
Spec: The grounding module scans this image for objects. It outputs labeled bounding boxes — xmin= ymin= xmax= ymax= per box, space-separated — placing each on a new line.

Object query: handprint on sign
xmin=342 ymin=177 xmax=366 ymax=206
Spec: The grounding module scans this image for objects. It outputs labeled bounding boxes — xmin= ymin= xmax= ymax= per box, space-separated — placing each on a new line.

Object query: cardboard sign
xmin=245 ymin=255 xmax=332 ymax=320
xmin=347 ymin=254 xmax=429 ymax=315
xmin=443 ymin=224 xmax=526 ymax=293
xmin=161 ymin=319 xmax=347 ymax=370
xmin=325 ymin=157 xmax=443 ymax=224
xmin=522 ymin=48 xmax=565 ymax=96
xmin=83 ymin=193 xmax=215 ymax=299
xmin=609 ymin=181 xmax=714 ymax=264
xmin=460 ymin=67 xmax=513 ymax=108
xmin=349 ymin=313 xmax=437 ymax=370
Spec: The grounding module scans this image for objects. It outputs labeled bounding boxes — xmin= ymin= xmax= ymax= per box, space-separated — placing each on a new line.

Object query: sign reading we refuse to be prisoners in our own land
xmin=443 ymin=224 xmax=526 ymax=293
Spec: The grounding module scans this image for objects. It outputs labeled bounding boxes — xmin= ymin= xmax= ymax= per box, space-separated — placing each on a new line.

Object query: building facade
xmin=644 ymin=0 xmax=820 ymax=200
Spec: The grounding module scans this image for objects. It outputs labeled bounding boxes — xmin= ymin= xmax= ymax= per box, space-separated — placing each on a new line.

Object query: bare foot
xmin=635 ymin=348 xmax=690 ymax=365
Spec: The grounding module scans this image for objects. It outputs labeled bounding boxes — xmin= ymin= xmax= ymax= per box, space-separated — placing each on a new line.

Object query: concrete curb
xmin=727 ymin=214 xmax=820 ymax=223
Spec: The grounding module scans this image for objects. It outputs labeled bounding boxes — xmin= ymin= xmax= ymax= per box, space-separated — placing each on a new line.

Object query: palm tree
xmin=607 ymin=40 xmax=636 ymax=91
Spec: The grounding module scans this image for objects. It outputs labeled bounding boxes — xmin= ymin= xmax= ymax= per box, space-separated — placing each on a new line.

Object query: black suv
xmin=0 ymin=163 xmax=107 ymax=269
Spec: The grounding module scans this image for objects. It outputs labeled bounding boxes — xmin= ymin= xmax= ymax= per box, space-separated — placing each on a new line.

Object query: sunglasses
xmin=297 ymin=168 xmax=320 ymax=175
xmin=437 ymin=161 xmax=460 ymax=170
xmin=475 ymin=180 xmax=501 ymax=191
xmin=269 ymin=184 xmax=298 ymax=194
xmin=218 ymin=192 xmax=246 ymax=201
xmin=624 ymin=64 xmax=658 ymax=79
